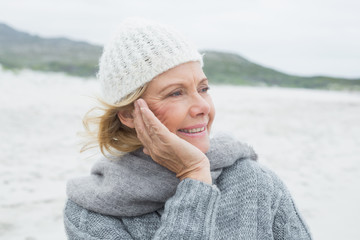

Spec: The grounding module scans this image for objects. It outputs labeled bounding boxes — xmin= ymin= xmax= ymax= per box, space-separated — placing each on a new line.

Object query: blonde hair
xmin=81 ymin=84 xmax=148 ymax=157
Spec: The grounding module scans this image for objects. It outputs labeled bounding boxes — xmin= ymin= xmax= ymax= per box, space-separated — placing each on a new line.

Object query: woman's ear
xmin=117 ymin=110 xmax=135 ymax=128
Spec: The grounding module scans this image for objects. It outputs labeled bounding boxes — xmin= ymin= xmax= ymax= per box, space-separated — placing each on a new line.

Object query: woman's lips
xmin=177 ymin=123 xmax=207 ymax=137
xmin=178 ymin=126 xmax=205 ymax=133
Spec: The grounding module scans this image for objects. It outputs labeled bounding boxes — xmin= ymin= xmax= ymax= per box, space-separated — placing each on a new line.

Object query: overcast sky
xmin=1 ymin=0 xmax=359 ymax=78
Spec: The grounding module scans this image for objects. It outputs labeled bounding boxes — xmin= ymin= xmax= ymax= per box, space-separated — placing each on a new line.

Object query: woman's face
xmin=141 ymin=61 xmax=215 ymax=153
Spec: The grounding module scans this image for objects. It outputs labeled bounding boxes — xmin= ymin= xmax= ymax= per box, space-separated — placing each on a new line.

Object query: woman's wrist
xmin=179 ymin=166 xmax=212 ymax=185
xmin=185 ymin=171 xmax=212 ymax=185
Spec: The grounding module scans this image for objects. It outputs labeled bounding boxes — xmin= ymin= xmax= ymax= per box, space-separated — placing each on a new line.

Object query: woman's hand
xmin=133 ymin=99 xmax=212 ymax=185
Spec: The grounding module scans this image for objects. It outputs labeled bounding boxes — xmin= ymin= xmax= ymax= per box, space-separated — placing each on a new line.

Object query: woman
xmin=64 ymin=18 xmax=312 ymax=239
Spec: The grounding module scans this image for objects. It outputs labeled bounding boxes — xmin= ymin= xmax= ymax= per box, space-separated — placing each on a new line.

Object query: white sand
xmin=1 ymin=68 xmax=359 ymax=240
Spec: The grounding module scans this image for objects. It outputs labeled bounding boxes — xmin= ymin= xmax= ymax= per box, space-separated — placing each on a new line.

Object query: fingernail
xmin=137 ymin=99 xmax=142 ymax=106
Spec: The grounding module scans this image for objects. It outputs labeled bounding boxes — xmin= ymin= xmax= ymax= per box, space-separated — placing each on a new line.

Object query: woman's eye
xmin=199 ymin=87 xmax=210 ymax=93
xmin=169 ymin=90 xmax=182 ymax=97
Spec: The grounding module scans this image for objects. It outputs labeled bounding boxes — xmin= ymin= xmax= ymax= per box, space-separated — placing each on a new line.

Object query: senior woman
xmin=64 ymin=18 xmax=312 ymax=239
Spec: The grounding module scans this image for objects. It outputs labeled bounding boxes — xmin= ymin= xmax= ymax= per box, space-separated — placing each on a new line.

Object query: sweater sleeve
xmin=153 ymin=178 xmax=220 ymax=239
xmin=64 ymin=178 xmax=221 ymax=240
xmin=271 ymin=173 xmax=312 ymax=240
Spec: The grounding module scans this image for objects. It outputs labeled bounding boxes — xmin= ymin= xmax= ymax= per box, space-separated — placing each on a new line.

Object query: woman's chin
xmin=176 ymin=128 xmax=211 ymax=153
xmin=197 ymin=143 xmax=210 ymax=154
xmin=182 ymin=136 xmax=210 ymax=153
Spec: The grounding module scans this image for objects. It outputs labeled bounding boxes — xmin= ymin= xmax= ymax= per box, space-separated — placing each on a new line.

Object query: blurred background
xmin=0 ymin=0 xmax=359 ymax=239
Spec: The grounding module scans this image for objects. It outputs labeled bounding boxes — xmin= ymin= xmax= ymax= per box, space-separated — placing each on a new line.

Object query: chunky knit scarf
xmin=66 ymin=133 xmax=257 ymax=217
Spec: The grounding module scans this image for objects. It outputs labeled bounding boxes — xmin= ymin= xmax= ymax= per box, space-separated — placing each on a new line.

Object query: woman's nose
xmin=189 ymin=92 xmax=211 ymax=118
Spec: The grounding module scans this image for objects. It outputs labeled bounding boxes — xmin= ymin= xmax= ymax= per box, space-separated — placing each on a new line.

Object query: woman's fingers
xmin=134 ymin=99 xmax=174 ymax=162
xmin=137 ymin=99 xmax=168 ymax=141
xmin=133 ymin=100 xmax=153 ymax=148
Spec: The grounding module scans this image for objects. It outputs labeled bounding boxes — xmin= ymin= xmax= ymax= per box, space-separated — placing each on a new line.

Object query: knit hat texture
xmin=98 ymin=18 xmax=203 ymax=104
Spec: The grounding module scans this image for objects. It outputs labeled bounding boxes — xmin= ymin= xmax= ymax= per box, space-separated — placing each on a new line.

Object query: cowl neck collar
xmin=67 ymin=133 xmax=257 ymax=217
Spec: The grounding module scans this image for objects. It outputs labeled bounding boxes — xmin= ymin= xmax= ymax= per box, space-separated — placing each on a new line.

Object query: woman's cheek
xmin=148 ymin=102 xmax=173 ymax=126
xmin=206 ymin=96 xmax=216 ymax=122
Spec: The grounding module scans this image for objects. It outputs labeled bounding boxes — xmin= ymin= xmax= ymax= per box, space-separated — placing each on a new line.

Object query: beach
xmin=1 ymin=68 xmax=359 ymax=240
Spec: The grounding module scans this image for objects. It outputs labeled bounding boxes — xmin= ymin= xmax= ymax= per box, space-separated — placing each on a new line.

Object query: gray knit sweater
xmin=64 ymin=135 xmax=312 ymax=239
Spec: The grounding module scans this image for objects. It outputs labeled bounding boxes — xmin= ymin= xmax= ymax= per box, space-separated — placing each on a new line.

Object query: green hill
xmin=0 ymin=23 xmax=102 ymax=76
xmin=1 ymin=22 xmax=359 ymax=90
xmin=202 ymin=51 xmax=360 ymax=90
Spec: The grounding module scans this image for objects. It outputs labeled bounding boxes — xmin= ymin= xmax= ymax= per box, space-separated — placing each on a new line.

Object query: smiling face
xmin=141 ymin=61 xmax=215 ymax=153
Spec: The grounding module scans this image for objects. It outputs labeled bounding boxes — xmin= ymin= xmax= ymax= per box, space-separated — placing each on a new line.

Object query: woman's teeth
xmin=179 ymin=127 xmax=205 ymax=133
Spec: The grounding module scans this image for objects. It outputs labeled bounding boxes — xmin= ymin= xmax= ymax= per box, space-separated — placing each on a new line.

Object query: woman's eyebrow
xmin=158 ymin=78 xmax=208 ymax=94
xmin=158 ymin=83 xmax=183 ymax=94
xmin=199 ymin=78 xmax=208 ymax=84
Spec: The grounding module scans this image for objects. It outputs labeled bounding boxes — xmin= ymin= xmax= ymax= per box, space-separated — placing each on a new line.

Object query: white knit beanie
xmin=98 ymin=18 xmax=204 ymax=104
